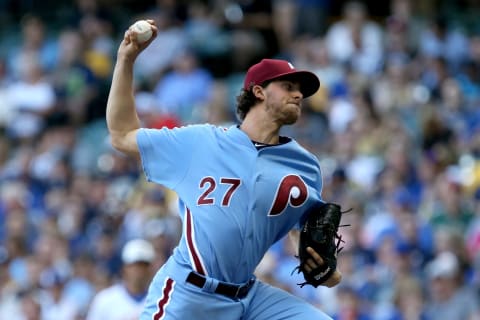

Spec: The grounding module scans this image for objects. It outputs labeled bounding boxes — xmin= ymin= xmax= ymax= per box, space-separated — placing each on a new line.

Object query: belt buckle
xmin=235 ymin=285 xmax=248 ymax=299
xmin=234 ymin=285 xmax=242 ymax=299
xmin=235 ymin=279 xmax=253 ymax=299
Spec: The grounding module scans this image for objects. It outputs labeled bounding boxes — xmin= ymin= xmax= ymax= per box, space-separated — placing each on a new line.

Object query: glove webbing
xmin=294 ymin=207 xmax=352 ymax=287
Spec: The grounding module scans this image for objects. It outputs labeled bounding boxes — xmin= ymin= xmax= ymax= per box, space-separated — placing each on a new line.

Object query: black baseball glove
xmin=295 ymin=202 xmax=349 ymax=288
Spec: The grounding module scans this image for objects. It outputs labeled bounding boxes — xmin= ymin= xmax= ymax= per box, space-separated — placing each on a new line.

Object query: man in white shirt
xmin=86 ymin=239 xmax=155 ymax=320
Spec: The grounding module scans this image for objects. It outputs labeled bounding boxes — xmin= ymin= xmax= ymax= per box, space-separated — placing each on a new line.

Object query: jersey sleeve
xmin=136 ymin=125 xmax=205 ymax=190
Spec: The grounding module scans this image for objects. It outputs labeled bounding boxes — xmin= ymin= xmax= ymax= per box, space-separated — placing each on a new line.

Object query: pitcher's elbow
xmin=109 ymin=134 xmax=123 ymax=151
xmin=108 ymin=131 xmax=140 ymax=158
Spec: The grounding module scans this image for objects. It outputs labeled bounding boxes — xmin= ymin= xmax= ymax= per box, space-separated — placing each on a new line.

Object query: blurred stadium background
xmin=1 ymin=0 xmax=480 ymax=319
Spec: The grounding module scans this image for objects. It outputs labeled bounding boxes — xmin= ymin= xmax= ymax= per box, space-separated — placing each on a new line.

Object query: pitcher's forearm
xmin=106 ymin=57 xmax=141 ymax=136
xmin=105 ymin=19 xmax=157 ymax=156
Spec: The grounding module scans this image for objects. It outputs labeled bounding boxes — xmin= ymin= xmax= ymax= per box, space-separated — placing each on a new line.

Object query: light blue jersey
xmin=137 ymin=124 xmax=330 ymax=320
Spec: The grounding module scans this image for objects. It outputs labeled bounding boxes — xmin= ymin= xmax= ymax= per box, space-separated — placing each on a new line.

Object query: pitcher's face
xmin=263 ymin=80 xmax=303 ymax=125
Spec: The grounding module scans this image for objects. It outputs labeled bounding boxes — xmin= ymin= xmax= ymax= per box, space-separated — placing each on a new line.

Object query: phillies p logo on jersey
xmin=268 ymin=174 xmax=308 ymax=216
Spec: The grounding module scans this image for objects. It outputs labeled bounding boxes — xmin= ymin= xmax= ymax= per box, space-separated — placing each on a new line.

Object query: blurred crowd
xmin=1 ymin=0 xmax=480 ymax=319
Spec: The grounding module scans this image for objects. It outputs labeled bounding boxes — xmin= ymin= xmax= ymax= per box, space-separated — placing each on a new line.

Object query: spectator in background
xmin=121 ymin=182 xmax=179 ymax=242
xmin=384 ymin=0 xmax=426 ymax=57
xmin=455 ymin=59 xmax=480 ymax=108
xmin=153 ymin=49 xmax=213 ymax=123
xmin=222 ymin=0 xmax=279 ymax=71
xmin=370 ymin=54 xmax=421 ymax=114
xmin=292 ymin=0 xmax=331 ymax=38
xmin=466 ymin=188 xmax=480 ymax=268
xmin=40 ymin=270 xmax=79 ymax=320
xmin=0 ymin=57 xmax=14 ymax=129
xmin=89 ymin=226 xmax=123 ymax=278
xmin=50 ymin=28 xmax=98 ymax=126
xmin=271 ymin=0 xmax=332 ymax=54
xmin=78 ymin=8 xmax=115 ymax=82
xmin=62 ymin=253 xmax=97 ymax=318
xmin=466 ymin=34 xmax=480 ymax=105
xmin=424 ymin=251 xmax=480 ymax=320
xmin=432 ymin=226 xmax=473 ymax=281
xmin=437 ymin=77 xmax=480 ymax=147
xmin=7 ymin=14 xmax=58 ymax=79
xmin=134 ymin=82 xmax=182 ymax=129
xmin=294 ymin=38 xmax=345 ymax=95
xmin=86 ymin=238 xmax=156 ymax=320
xmin=418 ymin=15 xmax=469 ymax=71
xmin=61 ymin=0 xmax=115 ymax=32
xmin=183 ymin=0 xmax=232 ymax=78
xmin=134 ymin=9 xmax=188 ymax=86
xmin=332 ymin=284 xmax=372 ymax=320
xmin=388 ymin=275 xmax=429 ymax=320
xmin=18 ymin=289 xmax=43 ymax=320
xmin=5 ymin=54 xmax=56 ymax=141
xmin=325 ymin=1 xmax=383 ymax=76
xmin=428 ymin=172 xmax=475 ymax=235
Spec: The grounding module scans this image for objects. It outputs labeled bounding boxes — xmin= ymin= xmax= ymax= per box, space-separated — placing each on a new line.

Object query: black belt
xmin=186 ymin=272 xmax=255 ymax=299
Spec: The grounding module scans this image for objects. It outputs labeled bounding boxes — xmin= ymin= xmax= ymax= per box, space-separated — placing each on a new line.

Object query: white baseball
xmin=132 ymin=20 xmax=153 ymax=43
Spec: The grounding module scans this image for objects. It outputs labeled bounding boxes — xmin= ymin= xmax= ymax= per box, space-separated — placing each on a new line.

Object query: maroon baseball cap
xmin=243 ymin=59 xmax=320 ymax=98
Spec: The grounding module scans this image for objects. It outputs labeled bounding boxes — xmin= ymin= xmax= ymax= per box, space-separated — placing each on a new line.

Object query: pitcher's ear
xmin=252 ymin=84 xmax=265 ymax=100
